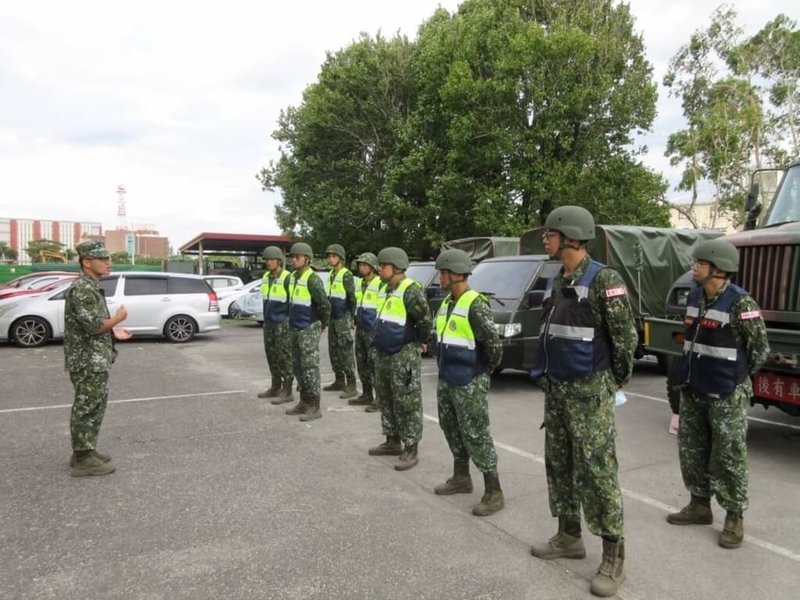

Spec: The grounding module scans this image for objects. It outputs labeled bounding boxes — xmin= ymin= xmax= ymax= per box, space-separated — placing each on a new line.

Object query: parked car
xmin=0 ymin=272 xmax=221 ymax=348
xmin=229 ymin=283 xmax=264 ymax=324
xmin=0 ymin=272 xmax=77 ymax=300
xmin=216 ymin=279 xmax=259 ymax=317
xmin=202 ymin=275 xmax=244 ymax=292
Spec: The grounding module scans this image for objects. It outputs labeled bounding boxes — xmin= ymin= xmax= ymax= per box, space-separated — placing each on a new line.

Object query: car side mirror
xmin=527 ymin=289 xmax=545 ymax=308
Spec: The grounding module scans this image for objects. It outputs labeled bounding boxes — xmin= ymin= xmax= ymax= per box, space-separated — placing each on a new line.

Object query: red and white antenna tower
xmin=116 ymin=185 xmax=127 ymax=230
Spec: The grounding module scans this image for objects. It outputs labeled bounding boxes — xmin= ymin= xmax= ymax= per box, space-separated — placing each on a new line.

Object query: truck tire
xmin=666 ymin=356 xmax=682 ymax=415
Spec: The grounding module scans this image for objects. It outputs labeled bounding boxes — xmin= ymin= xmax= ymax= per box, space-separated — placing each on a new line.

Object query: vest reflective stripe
xmin=682 ymin=341 xmax=738 ymax=361
xmin=356 ymin=276 xmax=382 ymax=331
xmin=547 ymin=323 xmax=594 ymax=341
xmin=529 ymin=260 xmax=612 ymax=384
xmin=373 ymin=278 xmax=417 ymax=354
xmin=435 ymin=290 xmax=484 ymax=385
xmin=679 ymin=283 xmax=749 ymax=397
xmin=289 ymin=270 xmax=317 ymax=329
xmin=327 ymin=268 xmax=351 ymax=319
xmin=262 ymin=269 xmax=290 ymax=323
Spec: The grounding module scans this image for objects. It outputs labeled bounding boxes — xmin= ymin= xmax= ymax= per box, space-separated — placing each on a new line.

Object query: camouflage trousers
xmin=263 ymin=319 xmax=293 ymax=384
xmin=291 ymin=322 xmax=322 ymax=404
xmin=327 ymin=315 xmax=355 ymax=378
xmin=69 ymin=369 xmax=110 ymax=452
xmin=374 ymin=344 xmax=423 ymax=446
xmin=355 ymin=328 xmax=374 ymax=389
xmin=437 ymin=374 xmax=498 ymax=473
xmin=543 ymin=389 xmax=624 ymax=538
xmin=678 ymin=385 xmax=749 ymax=513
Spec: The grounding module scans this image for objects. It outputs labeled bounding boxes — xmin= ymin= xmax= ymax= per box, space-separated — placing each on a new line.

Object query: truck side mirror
xmin=527 ymin=289 xmax=545 ymax=308
xmin=744 ymin=181 xmax=762 ymax=231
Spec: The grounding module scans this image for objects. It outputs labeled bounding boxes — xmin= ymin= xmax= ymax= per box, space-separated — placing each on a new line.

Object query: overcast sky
xmin=0 ymin=1 xmax=796 ymax=250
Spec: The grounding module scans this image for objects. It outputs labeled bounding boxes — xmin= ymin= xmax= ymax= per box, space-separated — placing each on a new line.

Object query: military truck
xmin=644 ymin=160 xmax=800 ymax=416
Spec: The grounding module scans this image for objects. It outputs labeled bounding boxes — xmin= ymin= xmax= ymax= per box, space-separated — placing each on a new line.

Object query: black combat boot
xmin=257 ymin=377 xmax=282 ymax=398
xmin=339 ymin=374 xmax=358 ymax=400
xmin=590 ymin=538 xmax=625 ymax=597
xmin=434 ymin=460 xmax=473 ymax=495
xmin=368 ymin=435 xmax=402 ymax=456
xmin=666 ymin=494 xmax=713 ymax=525
xmin=472 ymin=472 xmax=505 ymax=516
xmin=299 ymin=397 xmax=322 ymax=421
xmin=395 ymin=443 xmax=419 ymax=471
xmin=271 ymin=379 xmax=294 ymax=405
xmin=530 ymin=516 xmax=586 ymax=559
xmin=322 ymin=373 xmax=346 ymax=391
xmin=348 ymin=384 xmax=373 ymax=406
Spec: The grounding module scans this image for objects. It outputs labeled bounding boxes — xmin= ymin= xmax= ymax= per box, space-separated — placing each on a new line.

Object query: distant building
xmin=669 ymin=202 xmax=738 ymax=233
xmin=0 ymin=217 xmax=103 ymax=263
xmin=105 ymin=227 xmax=169 ymax=260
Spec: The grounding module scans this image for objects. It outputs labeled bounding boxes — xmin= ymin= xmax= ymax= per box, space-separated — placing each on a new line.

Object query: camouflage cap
xmin=76 ymin=240 xmax=110 ymax=259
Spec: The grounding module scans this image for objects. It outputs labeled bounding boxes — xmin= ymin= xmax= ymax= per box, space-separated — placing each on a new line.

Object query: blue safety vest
xmin=261 ymin=269 xmax=290 ymax=324
xmin=372 ymin=278 xmax=419 ymax=354
xmin=355 ymin=276 xmax=383 ymax=332
xmin=289 ymin=269 xmax=319 ymax=330
xmin=435 ymin=290 xmax=485 ymax=386
xmin=326 ymin=267 xmax=351 ymax=320
xmin=530 ymin=260 xmax=612 ymax=383
xmin=678 ymin=283 xmax=750 ymax=398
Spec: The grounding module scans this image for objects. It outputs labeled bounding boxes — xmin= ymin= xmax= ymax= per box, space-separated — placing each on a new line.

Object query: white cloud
xmin=0 ymin=1 xmax=797 ymax=248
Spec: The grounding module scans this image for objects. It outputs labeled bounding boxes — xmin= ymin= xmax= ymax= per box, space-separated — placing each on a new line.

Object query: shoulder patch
xmin=740 ymin=309 xmax=762 ymax=320
xmin=605 ymin=287 xmax=626 ymax=298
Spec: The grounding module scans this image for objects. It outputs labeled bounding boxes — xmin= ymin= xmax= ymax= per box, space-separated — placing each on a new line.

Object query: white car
xmin=0 ymin=272 xmax=222 ymax=347
xmin=216 ymin=278 xmax=261 ymax=317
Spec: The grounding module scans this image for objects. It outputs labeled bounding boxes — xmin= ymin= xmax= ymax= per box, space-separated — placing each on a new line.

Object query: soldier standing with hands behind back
xmin=257 ymin=246 xmax=294 ymax=405
xmin=666 ymin=239 xmax=768 ymax=550
xmin=433 ymin=249 xmax=505 ymax=517
xmin=64 ymin=240 xmax=131 ymax=477
xmin=528 ymin=206 xmax=637 ymax=598
xmin=349 ymin=252 xmax=383 ymax=410
xmin=322 ymin=244 xmax=358 ymax=401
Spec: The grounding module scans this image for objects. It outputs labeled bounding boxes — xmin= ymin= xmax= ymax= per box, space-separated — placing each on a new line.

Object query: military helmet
xmin=288 ymin=242 xmax=314 ymax=259
xmin=544 ymin=205 xmax=595 ymax=241
xmin=377 ymin=246 xmax=409 ymax=270
xmin=356 ymin=252 xmax=379 ymax=271
xmin=262 ymin=246 xmax=284 ymax=260
xmin=693 ymin=239 xmax=740 ymax=273
xmin=435 ymin=248 xmax=473 ymax=274
xmin=325 ymin=244 xmax=346 ymax=260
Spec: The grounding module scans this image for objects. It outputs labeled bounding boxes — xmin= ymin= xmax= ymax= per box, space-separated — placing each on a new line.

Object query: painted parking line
xmin=423 ymin=411 xmax=800 ymax=564
xmin=0 ymin=390 xmax=247 ymax=414
xmin=625 ymin=391 xmax=800 ymax=433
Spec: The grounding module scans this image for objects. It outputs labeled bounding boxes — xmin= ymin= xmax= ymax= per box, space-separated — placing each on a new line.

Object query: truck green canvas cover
xmin=520 ymin=225 xmax=724 ymax=319
xmin=442 ymin=237 xmax=520 ymax=263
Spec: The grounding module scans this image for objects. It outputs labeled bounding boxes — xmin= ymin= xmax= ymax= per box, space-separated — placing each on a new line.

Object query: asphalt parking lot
xmin=2 ymin=320 xmax=799 ymax=599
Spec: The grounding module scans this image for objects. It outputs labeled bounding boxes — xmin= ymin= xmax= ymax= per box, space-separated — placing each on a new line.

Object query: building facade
xmin=0 ymin=217 xmax=103 ymax=263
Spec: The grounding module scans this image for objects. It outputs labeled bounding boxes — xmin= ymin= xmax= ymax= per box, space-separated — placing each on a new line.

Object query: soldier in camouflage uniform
xmin=528 ymin=206 xmax=637 ymax=598
xmin=667 ymin=239 xmax=769 ymax=550
xmin=433 ymin=249 xmax=505 ymax=517
xmin=257 ymin=246 xmax=294 ymax=405
xmin=284 ymin=242 xmax=331 ymax=421
xmin=368 ymin=247 xmax=433 ymax=471
xmin=64 ymin=240 xmax=131 ymax=477
xmin=349 ymin=252 xmax=383 ymax=410
xmin=322 ymin=244 xmax=358 ymax=400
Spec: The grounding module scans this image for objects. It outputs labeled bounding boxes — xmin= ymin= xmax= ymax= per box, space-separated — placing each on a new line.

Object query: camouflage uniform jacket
xmin=307 ymin=271 xmax=332 ymax=328
xmin=543 ymin=254 xmax=638 ymax=398
xmin=690 ymin=281 xmax=769 ymax=385
xmin=64 ymin=273 xmax=115 ymax=372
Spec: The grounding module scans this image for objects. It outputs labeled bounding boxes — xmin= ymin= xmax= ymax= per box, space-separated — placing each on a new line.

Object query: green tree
xmin=0 ymin=241 xmax=18 ymax=262
xmin=111 ymin=251 xmax=131 ymax=264
xmin=23 ymin=239 xmax=67 ymax=263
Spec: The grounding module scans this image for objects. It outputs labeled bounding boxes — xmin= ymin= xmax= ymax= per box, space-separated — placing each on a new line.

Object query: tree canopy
xmin=259 ymin=0 xmax=675 ymax=257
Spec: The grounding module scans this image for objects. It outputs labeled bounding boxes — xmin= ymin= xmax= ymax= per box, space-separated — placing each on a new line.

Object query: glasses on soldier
xmin=691 ymin=259 xmax=710 ymax=269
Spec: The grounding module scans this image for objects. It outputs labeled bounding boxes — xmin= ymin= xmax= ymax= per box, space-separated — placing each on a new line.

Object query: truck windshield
xmin=762 ymin=165 xmax=800 ymax=227
xmin=470 ymin=260 xmax=541 ymax=299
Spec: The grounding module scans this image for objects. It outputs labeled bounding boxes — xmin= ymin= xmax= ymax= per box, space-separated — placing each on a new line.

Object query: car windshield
xmin=406 ymin=264 xmax=435 ymax=286
xmin=470 ymin=260 xmax=542 ymax=299
xmin=762 ymin=164 xmax=800 ymax=227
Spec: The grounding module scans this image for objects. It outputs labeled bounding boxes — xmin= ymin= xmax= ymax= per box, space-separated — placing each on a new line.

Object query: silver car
xmin=0 ymin=272 xmax=222 ymax=347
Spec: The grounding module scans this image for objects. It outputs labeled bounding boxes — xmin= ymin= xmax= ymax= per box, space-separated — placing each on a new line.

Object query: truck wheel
xmin=666 ymin=357 xmax=682 ymax=415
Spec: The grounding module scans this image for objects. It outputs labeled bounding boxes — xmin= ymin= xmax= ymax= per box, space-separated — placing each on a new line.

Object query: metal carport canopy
xmin=178 ymin=232 xmax=292 ymax=274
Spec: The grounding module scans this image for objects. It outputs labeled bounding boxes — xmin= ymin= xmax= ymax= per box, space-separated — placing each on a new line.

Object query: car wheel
xmin=12 ymin=316 xmax=51 ymax=348
xmin=164 ymin=315 xmax=197 ymax=343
